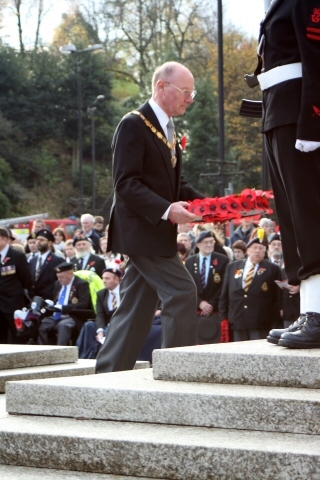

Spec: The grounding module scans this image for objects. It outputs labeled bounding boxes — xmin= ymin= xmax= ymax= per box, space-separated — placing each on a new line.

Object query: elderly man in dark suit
xmin=38 ymin=262 xmax=91 ymax=345
xmin=219 ymin=235 xmax=282 ymax=342
xmin=185 ymin=230 xmax=229 ymax=344
xmin=0 ymin=227 xmax=33 ymax=343
xmin=96 ymin=61 xmax=205 ymax=373
xmin=255 ymin=0 xmax=320 ymax=348
xmin=29 ymin=229 xmax=64 ymax=301
xmin=70 ymin=234 xmax=105 ymax=278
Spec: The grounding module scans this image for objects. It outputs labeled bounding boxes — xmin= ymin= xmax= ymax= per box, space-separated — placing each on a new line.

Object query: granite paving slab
xmin=0 ymin=345 xmax=78 ymax=370
xmin=0 ymin=414 xmax=319 ymax=479
xmin=0 ymin=465 xmax=163 ymax=479
xmin=152 ymin=339 xmax=320 ymax=388
xmin=5 ymin=369 xmax=320 ymax=435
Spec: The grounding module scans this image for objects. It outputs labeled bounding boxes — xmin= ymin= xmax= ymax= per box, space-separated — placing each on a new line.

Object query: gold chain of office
xmin=127 ymin=110 xmax=177 ymax=151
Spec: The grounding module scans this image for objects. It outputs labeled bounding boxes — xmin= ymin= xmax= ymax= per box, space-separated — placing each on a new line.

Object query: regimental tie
xmin=167 ymin=118 xmax=177 ymax=168
xmin=78 ymin=258 xmax=83 ymax=270
xmin=35 ymin=256 xmax=42 ymax=281
xmin=112 ymin=292 xmax=118 ymax=310
xmin=200 ymin=257 xmax=207 ymax=289
xmin=54 ymin=285 xmax=67 ymax=321
xmin=244 ymin=263 xmax=256 ymax=292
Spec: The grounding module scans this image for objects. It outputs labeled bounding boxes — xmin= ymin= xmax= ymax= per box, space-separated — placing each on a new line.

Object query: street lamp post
xmin=87 ymin=95 xmax=105 ymax=214
xmin=59 ymin=43 xmax=103 ymax=215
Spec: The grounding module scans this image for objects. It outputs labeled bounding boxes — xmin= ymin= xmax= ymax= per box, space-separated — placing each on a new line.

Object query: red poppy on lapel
xmin=311 ymin=8 xmax=320 ymax=23
xmin=313 ymin=105 xmax=320 ymax=116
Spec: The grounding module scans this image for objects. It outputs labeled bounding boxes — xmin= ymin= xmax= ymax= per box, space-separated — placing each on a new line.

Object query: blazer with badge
xmin=29 ymin=253 xmax=64 ymax=301
xmin=219 ymin=259 xmax=282 ymax=331
xmin=0 ymin=246 xmax=33 ymax=313
xmin=70 ymin=254 xmax=105 ymax=279
xmin=53 ymin=276 xmax=91 ymax=331
xmin=260 ymin=0 xmax=320 ymax=140
xmin=185 ymin=252 xmax=229 ymax=311
xmin=107 ymin=102 xmax=204 ymax=257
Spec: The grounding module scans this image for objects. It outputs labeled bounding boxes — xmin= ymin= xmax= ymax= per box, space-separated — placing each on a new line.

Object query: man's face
xmin=177 ymin=234 xmax=191 ymax=252
xmin=75 ymin=240 xmax=91 ymax=256
xmin=32 ymin=221 xmax=45 ymax=233
xmin=94 ymin=222 xmax=103 ymax=232
xmin=81 ymin=218 xmax=93 ymax=233
xmin=269 ymin=240 xmax=282 ymax=257
xmin=28 ymin=239 xmax=38 ymax=253
xmin=233 ymin=248 xmax=245 ymax=260
xmin=65 ymin=244 xmax=76 ymax=258
xmin=241 ymin=219 xmax=253 ymax=230
xmin=36 ymin=236 xmax=51 ymax=253
xmin=247 ymin=243 xmax=266 ymax=264
xmin=177 ymin=223 xmax=191 ymax=234
xmin=102 ymin=272 xmax=120 ymax=291
xmin=157 ymin=67 xmax=195 ymax=117
xmin=197 ymin=238 xmax=215 ymax=256
xmin=57 ymin=270 xmax=74 ymax=286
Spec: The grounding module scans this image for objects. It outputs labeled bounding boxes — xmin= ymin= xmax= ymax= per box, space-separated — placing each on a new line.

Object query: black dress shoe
xmin=266 ymin=314 xmax=306 ymax=345
xmin=279 ymin=312 xmax=320 ymax=348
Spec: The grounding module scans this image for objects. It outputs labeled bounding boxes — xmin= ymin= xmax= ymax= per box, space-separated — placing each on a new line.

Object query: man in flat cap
xmin=0 ymin=227 xmax=33 ymax=343
xmin=219 ymin=235 xmax=282 ymax=341
xmin=70 ymin=234 xmax=105 ymax=278
xmin=38 ymin=262 xmax=91 ymax=345
xmin=29 ymin=229 xmax=64 ymax=301
xmin=185 ymin=230 xmax=229 ymax=344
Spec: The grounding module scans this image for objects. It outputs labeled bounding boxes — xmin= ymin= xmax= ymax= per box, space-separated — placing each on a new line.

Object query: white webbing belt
xmin=257 ymin=62 xmax=302 ymax=91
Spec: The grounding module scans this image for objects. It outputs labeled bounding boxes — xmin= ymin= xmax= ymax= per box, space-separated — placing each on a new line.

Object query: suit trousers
xmin=95 ymin=254 xmax=197 ymax=373
xmin=38 ymin=316 xmax=76 ymax=345
xmin=265 ymin=125 xmax=320 ymax=284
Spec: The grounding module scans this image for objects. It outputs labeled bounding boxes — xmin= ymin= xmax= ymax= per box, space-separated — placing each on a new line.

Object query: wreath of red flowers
xmin=188 ymin=189 xmax=273 ymax=223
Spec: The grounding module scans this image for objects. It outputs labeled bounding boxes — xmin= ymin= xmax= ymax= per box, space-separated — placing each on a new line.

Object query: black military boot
xmin=266 ymin=314 xmax=306 ymax=345
xmin=279 ymin=312 xmax=320 ymax=348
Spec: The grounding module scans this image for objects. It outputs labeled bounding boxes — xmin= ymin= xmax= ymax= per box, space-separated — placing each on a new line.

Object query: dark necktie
xmin=54 ymin=286 xmax=67 ymax=321
xmin=200 ymin=257 xmax=207 ymax=289
xmin=244 ymin=264 xmax=256 ymax=292
xmin=35 ymin=256 xmax=42 ymax=281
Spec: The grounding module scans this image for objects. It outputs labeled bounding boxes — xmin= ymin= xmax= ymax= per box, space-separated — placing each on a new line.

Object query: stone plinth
xmin=0 ymin=345 xmax=78 ymax=370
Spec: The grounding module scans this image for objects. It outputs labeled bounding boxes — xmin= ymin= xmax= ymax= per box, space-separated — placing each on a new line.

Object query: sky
xmin=1 ymin=0 xmax=265 ymax=49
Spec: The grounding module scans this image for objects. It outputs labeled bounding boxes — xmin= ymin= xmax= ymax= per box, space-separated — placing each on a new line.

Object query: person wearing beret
xmin=26 ymin=233 xmax=39 ymax=263
xmin=29 ymin=229 xmax=64 ymax=301
xmin=0 ymin=227 xmax=34 ymax=343
xmin=70 ymin=234 xmax=106 ymax=278
xmin=255 ymin=0 xmax=320 ymax=348
xmin=185 ymin=230 xmax=229 ymax=344
xmin=219 ymin=236 xmax=282 ymax=341
xmin=38 ymin=262 xmax=91 ymax=345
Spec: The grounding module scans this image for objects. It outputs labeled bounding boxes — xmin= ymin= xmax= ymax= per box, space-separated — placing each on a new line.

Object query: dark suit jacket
xmin=0 ymin=246 xmax=33 ymax=313
xmin=95 ymin=288 xmax=115 ymax=330
xmin=70 ymin=254 xmax=105 ymax=279
xmin=29 ymin=252 xmax=64 ymax=301
xmin=53 ymin=276 xmax=91 ymax=332
xmin=185 ymin=252 xmax=229 ymax=311
xmin=260 ymin=0 xmax=320 ymax=140
xmin=219 ymin=259 xmax=282 ymax=331
xmin=107 ymin=102 xmax=204 ymax=257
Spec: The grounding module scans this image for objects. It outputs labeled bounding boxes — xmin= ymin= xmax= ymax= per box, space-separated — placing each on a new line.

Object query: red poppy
xmin=14 ymin=318 xmax=24 ymax=330
xmin=181 ymin=135 xmax=188 ymax=150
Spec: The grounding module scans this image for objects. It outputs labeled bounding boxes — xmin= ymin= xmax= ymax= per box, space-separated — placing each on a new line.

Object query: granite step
xmin=5 ymin=369 xmax=320 ymax=435
xmin=0 ymin=345 xmax=78 ymax=369
xmin=0 ymin=414 xmax=319 ymax=479
xmin=0 ymin=465 xmax=162 ymax=480
xmin=152 ymin=339 xmax=320 ymax=388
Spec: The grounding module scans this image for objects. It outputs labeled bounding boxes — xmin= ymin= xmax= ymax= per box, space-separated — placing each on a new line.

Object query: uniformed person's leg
xmin=56 ymin=317 xmax=76 ymax=345
xmin=38 ymin=316 xmax=56 ymax=345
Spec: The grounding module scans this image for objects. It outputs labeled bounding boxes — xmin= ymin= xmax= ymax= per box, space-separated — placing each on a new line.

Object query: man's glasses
xmin=165 ymin=81 xmax=197 ymax=99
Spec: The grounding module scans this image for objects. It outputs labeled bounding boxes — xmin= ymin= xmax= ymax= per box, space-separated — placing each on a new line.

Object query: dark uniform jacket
xmin=219 ymin=259 xmax=282 ymax=331
xmin=107 ymin=102 xmax=204 ymax=257
xmin=0 ymin=247 xmax=33 ymax=313
xmin=95 ymin=288 xmax=115 ymax=331
xmin=260 ymin=0 xmax=320 ymax=140
xmin=70 ymin=254 xmax=105 ymax=279
xmin=29 ymin=252 xmax=63 ymax=301
xmin=185 ymin=252 xmax=229 ymax=312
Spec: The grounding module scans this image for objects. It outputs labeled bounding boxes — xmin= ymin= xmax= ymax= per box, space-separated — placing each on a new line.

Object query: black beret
xmin=246 ymin=237 xmax=267 ymax=248
xmin=269 ymin=233 xmax=281 ymax=243
xmin=195 ymin=230 xmax=213 ymax=244
xmin=54 ymin=262 xmax=74 ymax=273
xmin=27 ymin=233 xmax=37 ymax=241
xmin=6 ymin=228 xmax=16 ymax=241
xmin=73 ymin=234 xmax=92 ymax=246
xmin=36 ymin=229 xmax=55 ymax=242
xmin=102 ymin=267 xmax=122 ymax=278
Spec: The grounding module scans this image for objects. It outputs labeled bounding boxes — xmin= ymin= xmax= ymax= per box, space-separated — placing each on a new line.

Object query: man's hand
xmin=96 ymin=332 xmax=105 ymax=344
xmin=168 ymin=201 xmax=202 ymax=224
xmin=295 ymin=140 xmax=320 ymax=152
xmin=199 ymin=300 xmax=213 ymax=317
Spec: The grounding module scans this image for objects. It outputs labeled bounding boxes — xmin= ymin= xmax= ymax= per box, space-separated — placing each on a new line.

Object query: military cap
xmin=269 ymin=233 xmax=281 ymax=244
xmin=102 ymin=266 xmax=122 ymax=278
xmin=27 ymin=233 xmax=37 ymax=241
xmin=54 ymin=262 xmax=74 ymax=273
xmin=73 ymin=234 xmax=92 ymax=246
xmin=35 ymin=229 xmax=55 ymax=242
xmin=195 ymin=230 xmax=214 ymax=244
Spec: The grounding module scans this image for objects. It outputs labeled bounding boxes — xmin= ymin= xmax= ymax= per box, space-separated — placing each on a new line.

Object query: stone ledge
xmin=0 ymin=415 xmax=319 ymax=479
xmin=5 ymin=369 xmax=320 ymax=435
xmin=0 ymin=345 xmax=78 ymax=370
xmin=152 ymin=340 xmax=320 ymax=388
